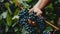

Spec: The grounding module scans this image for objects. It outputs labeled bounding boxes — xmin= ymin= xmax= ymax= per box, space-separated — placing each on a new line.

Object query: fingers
xmin=36 ymin=11 xmax=42 ymax=16
xmin=29 ymin=8 xmax=34 ymax=13
xmin=34 ymin=9 xmax=42 ymax=16
xmin=29 ymin=8 xmax=42 ymax=16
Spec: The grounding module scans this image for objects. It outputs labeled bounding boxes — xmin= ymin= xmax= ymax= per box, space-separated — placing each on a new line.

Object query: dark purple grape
xmin=28 ymin=12 xmax=37 ymax=21
xmin=19 ymin=18 xmax=37 ymax=34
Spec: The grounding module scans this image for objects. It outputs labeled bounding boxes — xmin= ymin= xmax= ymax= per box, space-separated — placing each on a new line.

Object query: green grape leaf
xmin=0 ymin=15 xmax=2 ymax=20
xmin=14 ymin=8 xmax=19 ymax=16
xmin=14 ymin=27 xmax=18 ymax=32
xmin=21 ymin=27 xmax=29 ymax=34
xmin=44 ymin=26 xmax=53 ymax=32
xmin=6 ymin=11 xmax=12 ymax=26
xmin=4 ymin=2 xmax=9 ymax=8
xmin=0 ymin=0 xmax=4 ymax=2
xmin=21 ymin=2 xmax=30 ymax=9
xmin=5 ymin=25 xmax=9 ymax=32
xmin=1 ymin=11 xmax=7 ymax=19
xmin=27 ymin=0 xmax=32 ymax=3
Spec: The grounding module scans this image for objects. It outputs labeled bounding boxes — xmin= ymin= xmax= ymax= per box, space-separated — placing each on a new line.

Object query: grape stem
xmin=14 ymin=0 xmax=23 ymax=10
xmin=45 ymin=20 xmax=60 ymax=30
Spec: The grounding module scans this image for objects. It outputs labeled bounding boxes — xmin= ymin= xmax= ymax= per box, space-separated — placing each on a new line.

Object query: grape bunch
xmin=28 ymin=12 xmax=37 ymax=21
xmin=18 ymin=9 xmax=37 ymax=34
xmin=18 ymin=9 xmax=45 ymax=34
xmin=28 ymin=12 xmax=45 ymax=32
xmin=36 ymin=17 xmax=45 ymax=32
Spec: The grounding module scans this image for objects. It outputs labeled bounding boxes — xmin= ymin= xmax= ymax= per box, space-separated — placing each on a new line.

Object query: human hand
xmin=28 ymin=5 xmax=43 ymax=25
xmin=29 ymin=6 xmax=42 ymax=16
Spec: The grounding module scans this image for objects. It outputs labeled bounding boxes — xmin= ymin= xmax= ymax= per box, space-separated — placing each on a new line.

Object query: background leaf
xmin=6 ymin=11 xmax=12 ymax=26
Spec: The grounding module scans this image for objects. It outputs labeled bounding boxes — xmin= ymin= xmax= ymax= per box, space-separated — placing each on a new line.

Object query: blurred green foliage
xmin=0 ymin=0 xmax=58 ymax=34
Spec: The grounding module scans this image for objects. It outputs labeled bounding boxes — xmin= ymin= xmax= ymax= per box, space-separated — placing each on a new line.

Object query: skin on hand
xmin=29 ymin=7 xmax=42 ymax=16
xmin=29 ymin=0 xmax=43 ymax=25
xmin=29 ymin=0 xmax=42 ymax=16
xmin=29 ymin=0 xmax=49 ymax=16
xmin=29 ymin=0 xmax=49 ymax=25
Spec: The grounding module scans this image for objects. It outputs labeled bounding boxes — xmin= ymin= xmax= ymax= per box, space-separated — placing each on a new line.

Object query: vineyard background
xmin=0 ymin=0 xmax=60 ymax=34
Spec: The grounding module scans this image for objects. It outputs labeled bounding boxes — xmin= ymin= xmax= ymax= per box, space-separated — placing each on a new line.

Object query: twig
xmin=14 ymin=0 xmax=23 ymax=10
xmin=45 ymin=20 xmax=60 ymax=30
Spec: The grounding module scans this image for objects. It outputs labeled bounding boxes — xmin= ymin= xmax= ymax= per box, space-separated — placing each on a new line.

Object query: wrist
xmin=34 ymin=0 xmax=42 ymax=9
